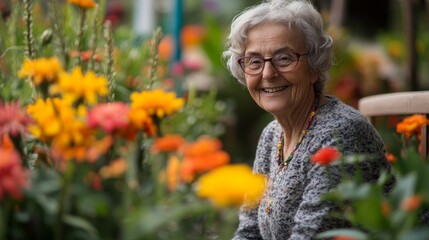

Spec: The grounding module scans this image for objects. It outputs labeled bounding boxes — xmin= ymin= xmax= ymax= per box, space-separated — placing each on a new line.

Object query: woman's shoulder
xmin=318 ymin=95 xmax=372 ymax=128
xmin=259 ymin=119 xmax=280 ymax=140
xmin=314 ymin=95 xmax=386 ymax=154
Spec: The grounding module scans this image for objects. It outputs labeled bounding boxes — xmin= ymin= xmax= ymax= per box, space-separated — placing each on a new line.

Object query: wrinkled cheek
xmin=289 ymin=85 xmax=310 ymax=103
xmin=249 ymin=90 xmax=261 ymax=105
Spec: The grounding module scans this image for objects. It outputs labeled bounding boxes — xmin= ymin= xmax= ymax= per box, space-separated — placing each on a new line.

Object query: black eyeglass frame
xmin=237 ymin=52 xmax=309 ymax=75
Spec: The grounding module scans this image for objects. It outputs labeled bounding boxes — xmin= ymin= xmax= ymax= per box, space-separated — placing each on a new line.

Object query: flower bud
xmin=40 ymin=28 xmax=53 ymax=46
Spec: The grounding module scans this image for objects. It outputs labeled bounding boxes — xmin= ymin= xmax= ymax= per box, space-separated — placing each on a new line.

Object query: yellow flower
xmin=50 ymin=117 xmax=93 ymax=161
xmin=387 ymin=40 xmax=403 ymax=60
xmin=68 ymin=0 xmax=96 ymax=9
xmin=26 ymin=98 xmax=71 ymax=140
xmin=128 ymin=108 xmax=156 ymax=136
xmin=26 ymin=98 xmax=94 ymax=161
xmin=54 ymin=67 xmax=108 ymax=105
xmin=129 ymin=89 xmax=184 ymax=119
xmin=196 ymin=164 xmax=266 ymax=208
xmin=18 ymin=57 xmax=63 ymax=86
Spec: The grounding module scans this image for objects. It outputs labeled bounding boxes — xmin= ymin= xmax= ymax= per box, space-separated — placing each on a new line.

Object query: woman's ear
xmin=310 ymin=71 xmax=319 ymax=84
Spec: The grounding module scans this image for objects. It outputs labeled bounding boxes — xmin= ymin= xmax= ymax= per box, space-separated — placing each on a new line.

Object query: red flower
xmin=88 ymin=102 xmax=130 ymax=133
xmin=333 ymin=237 xmax=356 ymax=240
xmin=385 ymin=153 xmax=396 ymax=163
xmin=0 ymin=147 xmax=29 ymax=200
xmin=86 ymin=172 xmax=102 ymax=191
xmin=69 ymin=50 xmax=102 ymax=62
xmin=311 ymin=146 xmax=340 ymax=165
xmin=0 ymin=101 xmax=33 ymax=137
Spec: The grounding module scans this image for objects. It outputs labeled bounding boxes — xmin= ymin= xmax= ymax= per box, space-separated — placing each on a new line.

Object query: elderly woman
xmin=223 ymin=0 xmax=391 ymax=239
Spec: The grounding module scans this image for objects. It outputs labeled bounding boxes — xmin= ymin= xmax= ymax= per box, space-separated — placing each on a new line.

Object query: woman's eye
xmin=275 ymin=54 xmax=294 ymax=65
xmin=248 ymin=58 xmax=263 ymax=65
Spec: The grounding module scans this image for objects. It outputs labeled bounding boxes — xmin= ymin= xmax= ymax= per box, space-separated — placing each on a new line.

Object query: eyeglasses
xmin=237 ymin=52 xmax=309 ymax=75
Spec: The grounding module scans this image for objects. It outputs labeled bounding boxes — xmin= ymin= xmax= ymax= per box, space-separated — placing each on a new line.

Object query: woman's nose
xmin=261 ymin=61 xmax=277 ymax=79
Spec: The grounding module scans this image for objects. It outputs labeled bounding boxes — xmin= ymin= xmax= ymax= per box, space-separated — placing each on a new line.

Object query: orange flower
xmin=180 ymin=137 xmax=229 ymax=183
xmin=129 ymin=89 xmax=184 ymax=136
xmin=99 ymin=158 xmax=127 ymax=179
xmin=401 ymin=195 xmax=422 ymax=212
xmin=311 ymin=146 xmax=340 ymax=165
xmin=69 ymin=50 xmax=102 ymax=62
xmin=396 ymin=114 xmax=429 ymax=139
xmin=183 ymin=137 xmax=222 ymax=157
xmin=181 ymin=25 xmax=205 ymax=47
xmin=385 ymin=153 xmax=396 ymax=163
xmin=86 ymin=136 xmax=114 ymax=162
xmin=165 ymin=155 xmax=181 ymax=192
xmin=0 ymin=134 xmax=15 ymax=151
xmin=68 ymin=0 xmax=96 ymax=9
xmin=128 ymin=108 xmax=156 ymax=136
xmin=151 ymin=134 xmax=186 ymax=153
xmin=158 ymin=35 xmax=173 ymax=61
xmin=381 ymin=201 xmax=391 ymax=216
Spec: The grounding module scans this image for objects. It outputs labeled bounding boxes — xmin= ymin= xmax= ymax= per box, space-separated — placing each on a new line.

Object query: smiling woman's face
xmin=244 ymin=22 xmax=318 ymax=117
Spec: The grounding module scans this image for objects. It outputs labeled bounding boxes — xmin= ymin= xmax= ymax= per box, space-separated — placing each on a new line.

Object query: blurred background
xmin=2 ymin=0 xmax=428 ymax=164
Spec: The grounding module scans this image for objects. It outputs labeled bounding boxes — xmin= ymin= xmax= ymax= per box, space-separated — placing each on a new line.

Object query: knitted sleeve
xmin=232 ymin=121 xmax=276 ymax=240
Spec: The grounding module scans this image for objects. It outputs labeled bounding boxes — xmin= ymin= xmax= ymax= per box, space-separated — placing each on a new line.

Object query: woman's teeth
xmin=262 ymin=86 xmax=286 ymax=93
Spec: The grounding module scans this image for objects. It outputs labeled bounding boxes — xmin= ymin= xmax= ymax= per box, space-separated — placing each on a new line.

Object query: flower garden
xmin=1 ymin=0 xmax=429 ymax=240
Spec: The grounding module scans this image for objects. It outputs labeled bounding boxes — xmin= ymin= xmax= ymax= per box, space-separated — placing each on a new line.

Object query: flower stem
xmin=88 ymin=5 xmax=102 ymax=72
xmin=134 ymin=132 xmax=146 ymax=182
xmin=54 ymin=162 xmax=74 ymax=240
xmin=74 ymin=8 xmax=87 ymax=67
xmin=144 ymin=27 xmax=163 ymax=90
xmin=48 ymin=0 xmax=69 ymax=67
xmin=104 ymin=21 xmax=115 ymax=101
xmin=0 ymin=199 xmax=12 ymax=240
xmin=23 ymin=0 xmax=36 ymax=59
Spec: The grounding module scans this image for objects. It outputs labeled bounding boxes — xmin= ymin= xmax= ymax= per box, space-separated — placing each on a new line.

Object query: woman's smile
xmin=261 ymin=86 xmax=288 ymax=93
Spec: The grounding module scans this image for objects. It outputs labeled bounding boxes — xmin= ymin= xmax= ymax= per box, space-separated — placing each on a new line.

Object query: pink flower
xmin=0 ymin=147 xmax=29 ymax=201
xmin=171 ymin=62 xmax=185 ymax=76
xmin=0 ymin=101 xmax=33 ymax=137
xmin=87 ymin=102 xmax=130 ymax=133
xmin=311 ymin=146 xmax=340 ymax=165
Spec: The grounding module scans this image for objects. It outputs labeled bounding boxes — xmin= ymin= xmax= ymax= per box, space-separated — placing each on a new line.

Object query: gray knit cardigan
xmin=233 ymin=96 xmax=391 ymax=240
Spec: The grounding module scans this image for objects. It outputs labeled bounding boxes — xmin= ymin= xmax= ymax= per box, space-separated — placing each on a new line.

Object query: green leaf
xmin=353 ymin=194 xmax=387 ymax=230
xmin=123 ymin=201 xmax=212 ymax=238
xmin=315 ymin=228 xmax=368 ymax=240
xmin=391 ymin=173 xmax=417 ymax=203
xmin=399 ymin=227 xmax=429 ymax=240
xmin=201 ymin=15 xmax=226 ymax=72
xmin=63 ymin=215 xmax=99 ymax=240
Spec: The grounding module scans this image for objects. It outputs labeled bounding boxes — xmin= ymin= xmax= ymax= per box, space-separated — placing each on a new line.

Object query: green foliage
xmin=0 ymin=1 xmax=237 ymax=240
xmin=162 ymin=87 xmax=226 ymax=139
xmin=318 ymin=138 xmax=429 ymax=240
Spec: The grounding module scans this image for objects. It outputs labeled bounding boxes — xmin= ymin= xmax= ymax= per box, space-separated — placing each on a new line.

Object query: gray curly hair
xmin=223 ymin=0 xmax=333 ymax=95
